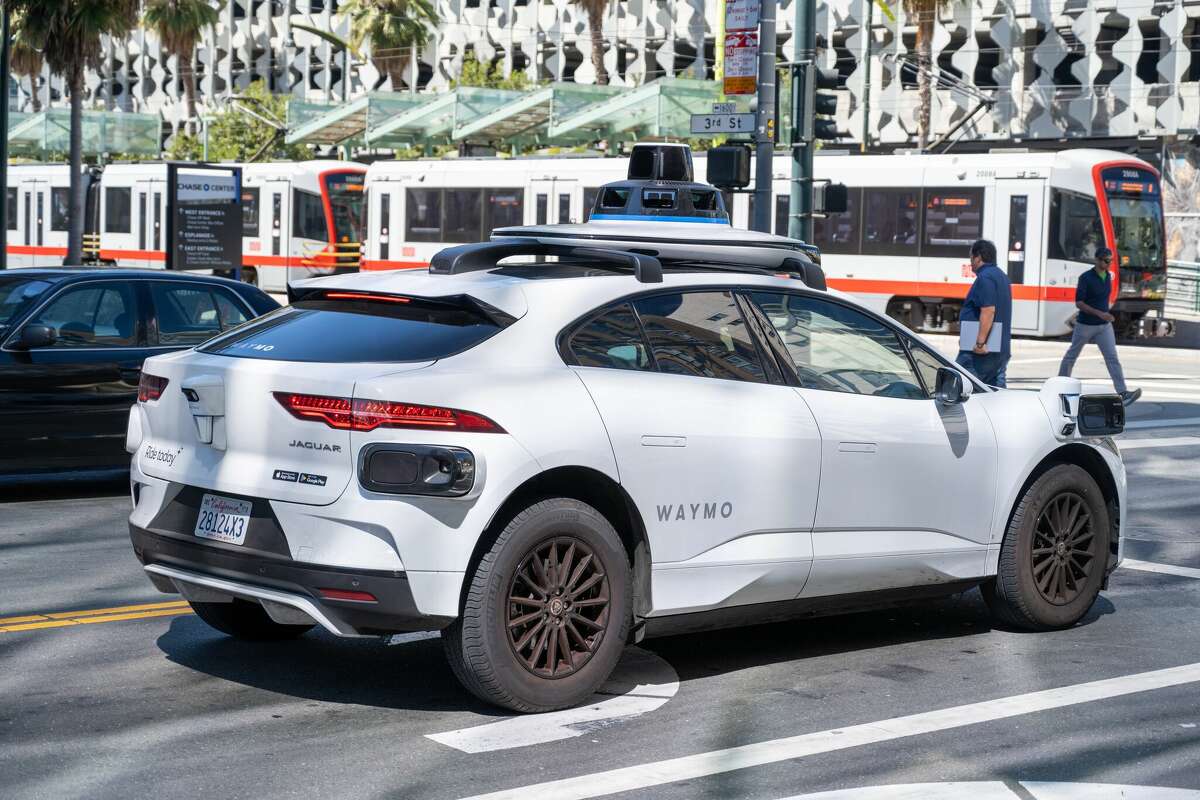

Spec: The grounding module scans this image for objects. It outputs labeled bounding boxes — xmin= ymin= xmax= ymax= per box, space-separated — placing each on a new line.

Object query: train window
xmin=444 ymin=188 xmax=483 ymax=243
xmin=813 ymin=186 xmax=862 ymax=254
xmin=1048 ymin=189 xmax=1103 ymax=263
xmin=485 ymin=188 xmax=523 ymax=232
xmin=50 ymin=187 xmax=70 ymax=231
xmin=379 ymin=193 xmax=391 ymax=261
xmin=582 ymin=187 xmax=600 ymax=221
xmin=406 ymin=188 xmax=442 ymax=242
xmin=922 ymin=188 xmax=984 ymax=258
xmin=558 ymin=193 xmax=571 ymax=224
xmin=104 ymin=187 xmax=132 ymax=234
xmin=536 ymin=194 xmax=548 ymax=225
xmin=747 ymin=195 xmax=791 ymax=236
xmin=6 ymin=188 xmax=15 ymax=230
xmin=241 ymin=186 xmax=260 ymax=237
xmin=862 ymin=188 xmax=919 ymax=256
xmin=1007 ymin=195 xmax=1028 ymax=284
xmin=293 ymin=189 xmax=327 ymax=241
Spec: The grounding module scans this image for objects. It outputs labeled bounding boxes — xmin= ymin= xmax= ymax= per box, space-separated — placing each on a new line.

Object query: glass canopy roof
xmin=7 ymin=110 xmax=161 ymax=157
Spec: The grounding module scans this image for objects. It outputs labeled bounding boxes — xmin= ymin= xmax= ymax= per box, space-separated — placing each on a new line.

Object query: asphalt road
xmin=2 ymin=337 xmax=1199 ymax=800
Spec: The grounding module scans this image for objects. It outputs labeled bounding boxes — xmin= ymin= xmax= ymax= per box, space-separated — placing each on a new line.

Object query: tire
xmin=443 ymin=498 xmax=632 ymax=713
xmin=983 ymin=463 xmax=1111 ymax=630
xmin=189 ymin=598 xmax=314 ymax=640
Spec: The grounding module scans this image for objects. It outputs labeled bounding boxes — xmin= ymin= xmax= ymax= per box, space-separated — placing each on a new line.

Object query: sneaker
xmin=1120 ymin=388 xmax=1142 ymax=406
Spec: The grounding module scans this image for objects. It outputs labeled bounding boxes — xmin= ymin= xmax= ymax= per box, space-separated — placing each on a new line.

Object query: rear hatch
xmin=135 ymin=291 xmax=515 ymax=505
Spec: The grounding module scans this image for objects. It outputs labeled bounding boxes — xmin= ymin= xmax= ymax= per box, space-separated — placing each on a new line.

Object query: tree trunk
xmin=916 ymin=15 xmax=932 ymax=150
xmin=30 ymin=84 xmax=41 ymax=114
xmin=66 ymin=64 xmax=85 ymax=265
xmin=387 ymin=58 xmax=405 ymax=91
xmin=182 ymin=51 xmax=198 ymax=136
xmin=588 ymin=5 xmax=608 ymax=85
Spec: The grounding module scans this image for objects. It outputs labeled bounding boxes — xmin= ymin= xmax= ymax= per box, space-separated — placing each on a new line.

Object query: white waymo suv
xmin=127 ymin=146 xmax=1126 ymax=712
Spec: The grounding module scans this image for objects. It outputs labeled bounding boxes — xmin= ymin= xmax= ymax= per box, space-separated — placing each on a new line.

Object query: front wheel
xmin=443 ymin=498 xmax=631 ymax=712
xmin=983 ymin=464 xmax=1111 ymax=630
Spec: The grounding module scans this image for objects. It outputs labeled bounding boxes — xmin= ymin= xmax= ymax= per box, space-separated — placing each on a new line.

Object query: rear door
xmin=996 ymin=179 xmax=1046 ymax=332
xmin=566 ymin=291 xmax=822 ymax=615
xmin=1 ymin=280 xmax=147 ymax=471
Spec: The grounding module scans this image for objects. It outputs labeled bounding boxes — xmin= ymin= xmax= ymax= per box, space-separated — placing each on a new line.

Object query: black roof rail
xmin=429 ymin=237 xmax=663 ymax=284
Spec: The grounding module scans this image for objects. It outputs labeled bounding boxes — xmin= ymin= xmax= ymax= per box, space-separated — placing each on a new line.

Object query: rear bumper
xmin=130 ymin=524 xmax=455 ymax=636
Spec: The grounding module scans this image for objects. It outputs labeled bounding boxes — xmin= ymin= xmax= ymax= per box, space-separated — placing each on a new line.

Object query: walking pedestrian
xmin=1058 ymin=247 xmax=1142 ymax=405
xmin=956 ymin=239 xmax=1012 ymax=387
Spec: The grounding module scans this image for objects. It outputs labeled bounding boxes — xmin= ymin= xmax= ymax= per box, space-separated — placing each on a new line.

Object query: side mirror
xmin=14 ymin=324 xmax=57 ymax=350
xmin=935 ymin=366 xmax=971 ymax=404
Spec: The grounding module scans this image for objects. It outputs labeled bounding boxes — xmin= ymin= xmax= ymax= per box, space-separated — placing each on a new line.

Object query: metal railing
xmin=1167 ymin=260 xmax=1200 ymax=319
xmin=300 ymin=241 xmax=362 ymax=270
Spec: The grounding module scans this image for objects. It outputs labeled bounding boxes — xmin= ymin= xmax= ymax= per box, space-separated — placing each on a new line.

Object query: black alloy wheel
xmin=1030 ymin=492 xmax=1095 ymax=606
xmin=506 ymin=537 xmax=611 ymax=679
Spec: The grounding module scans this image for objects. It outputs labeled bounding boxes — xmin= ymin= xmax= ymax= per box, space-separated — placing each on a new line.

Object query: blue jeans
xmin=956 ymin=351 xmax=1010 ymax=388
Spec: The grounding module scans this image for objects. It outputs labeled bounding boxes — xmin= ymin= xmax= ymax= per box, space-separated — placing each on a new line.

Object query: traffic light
xmin=808 ymin=64 xmax=841 ymax=142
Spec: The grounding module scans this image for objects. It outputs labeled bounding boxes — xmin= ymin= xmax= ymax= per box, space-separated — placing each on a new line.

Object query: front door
xmin=566 ymin=290 xmax=822 ymax=616
xmin=0 ymin=280 xmax=148 ymax=474
xmin=528 ymin=179 xmax=578 ymax=225
xmin=743 ymin=290 xmax=997 ymax=598
xmin=997 ymin=179 xmax=1046 ymax=332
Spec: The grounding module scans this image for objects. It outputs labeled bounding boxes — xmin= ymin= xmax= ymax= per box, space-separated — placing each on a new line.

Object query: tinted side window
xmin=633 ymin=292 xmax=767 ymax=383
xmin=51 ymin=187 xmax=71 ymax=231
xmin=151 ymin=283 xmax=224 ymax=345
xmin=241 ymin=186 xmax=260 ymax=237
xmin=105 ymin=187 xmax=131 ymax=233
xmin=214 ymin=290 xmax=250 ymax=329
xmin=6 ymin=187 xmax=15 ymax=230
xmin=862 ymin=188 xmax=919 ymax=255
xmin=749 ymin=292 xmax=925 ymax=399
xmin=293 ymin=189 xmax=327 ymax=241
xmin=813 ymin=186 xmax=861 ymax=254
xmin=1049 ymin=189 xmax=1104 ymax=263
xmin=29 ymin=283 xmax=138 ymax=347
xmin=923 ymin=188 xmax=984 ymax=257
xmin=406 ymin=188 xmax=442 ymax=242
xmin=444 ymin=188 xmax=482 ymax=243
xmin=569 ymin=303 xmax=653 ymax=371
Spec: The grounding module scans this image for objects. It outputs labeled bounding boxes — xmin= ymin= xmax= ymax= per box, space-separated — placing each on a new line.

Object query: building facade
xmin=9 ymin=0 xmax=1200 ymax=146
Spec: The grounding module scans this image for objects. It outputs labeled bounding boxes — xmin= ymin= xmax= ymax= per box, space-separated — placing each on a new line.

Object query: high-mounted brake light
xmin=322 ymin=291 xmax=410 ymax=303
xmin=138 ymin=373 xmax=169 ymax=403
xmin=273 ymin=392 xmax=505 ymax=433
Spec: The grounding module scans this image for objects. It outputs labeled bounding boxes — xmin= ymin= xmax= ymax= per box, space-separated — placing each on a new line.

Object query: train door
xmin=262 ymin=179 xmax=290 ymax=292
xmin=18 ymin=179 xmax=48 ymax=267
xmin=371 ymin=184 xmax=395 ymax=267
xmin=132 ymin=179 xmax=166 ymax=269
xmin=528 ymin=179 xmax=579 ymax=224
xmin=996 ymin=179 xmax=1045 ymax=332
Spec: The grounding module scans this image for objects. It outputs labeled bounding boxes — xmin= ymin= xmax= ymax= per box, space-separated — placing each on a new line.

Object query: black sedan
xmin=0 ymin=268 xmax=279 ymax=483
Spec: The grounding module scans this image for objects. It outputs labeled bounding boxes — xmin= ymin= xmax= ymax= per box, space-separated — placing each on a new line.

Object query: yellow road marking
xmin=0 ymin=600 xmax=193 ymax=633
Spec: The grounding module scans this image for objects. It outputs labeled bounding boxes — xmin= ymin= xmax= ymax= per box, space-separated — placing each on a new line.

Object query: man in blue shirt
xmin=956 ymin=239 xmax=1012 ymax=387
xmin=1058 ymin=247 xmax=1141 ymax=405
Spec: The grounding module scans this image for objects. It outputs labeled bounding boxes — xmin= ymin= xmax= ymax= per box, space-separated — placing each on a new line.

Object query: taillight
xmin=273 ymin=392 xmax=504 ymax=433
xmin=318 ymin=588 xmax=378 ymax=603
xmin=138 ymin=373 xmax=169 ymax=403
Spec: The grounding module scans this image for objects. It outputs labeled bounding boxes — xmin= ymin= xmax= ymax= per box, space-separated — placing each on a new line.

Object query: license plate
xmin=194 ymin=494 xmax=252 ymax=545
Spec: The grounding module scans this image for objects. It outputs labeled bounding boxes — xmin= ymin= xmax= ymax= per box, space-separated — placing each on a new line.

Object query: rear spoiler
xmin=430 ymin=238 xmax=664 ymax=284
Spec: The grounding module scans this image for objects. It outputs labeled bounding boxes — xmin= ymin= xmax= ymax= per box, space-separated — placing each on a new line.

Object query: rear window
xmin=199 ymin=297 xmax=506 ymax=363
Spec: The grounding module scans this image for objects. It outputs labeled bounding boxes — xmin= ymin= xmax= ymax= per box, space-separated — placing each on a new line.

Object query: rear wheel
xmin=189 ymin=598 xmax=314 ymax=640
xmin=983 ymin=464 xmax=1110 ymax=630
xmin=443 ymin=498 xmax=631 ymax=712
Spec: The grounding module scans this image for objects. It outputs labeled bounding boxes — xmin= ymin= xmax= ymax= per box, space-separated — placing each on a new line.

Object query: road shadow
xmin=0 ymin=476 xmax=127 ymax=504
xmin=156 ymin=616 xmax=507 ymax=716
xmin=156 ymin=586 xmax=1115 ymax=712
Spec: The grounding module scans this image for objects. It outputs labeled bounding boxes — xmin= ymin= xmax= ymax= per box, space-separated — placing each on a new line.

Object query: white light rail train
xmin=361 ymin=148 xmax=1169 ymax=338
xmin=5 ymin=160 xmax=365 ymax=293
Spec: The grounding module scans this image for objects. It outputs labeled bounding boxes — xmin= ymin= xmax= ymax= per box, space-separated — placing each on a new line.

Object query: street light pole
xmin=788 ymin=0 xmax=815 ymax=242
xmin=752 ymin=0 xmax=777 ymax=234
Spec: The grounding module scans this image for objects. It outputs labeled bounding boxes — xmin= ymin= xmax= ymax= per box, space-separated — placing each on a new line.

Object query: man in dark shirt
xmin=1058 ymin=247 xmax=1141 ymax=405
xmin=956 ymin=239 xmax=1012 ymax=387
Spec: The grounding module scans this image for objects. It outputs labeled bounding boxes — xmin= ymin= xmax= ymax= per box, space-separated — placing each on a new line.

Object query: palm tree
xmin=10 ymin=20 xmax=44 ymax=113
xmin=573 ymin=0 xmax=609 ymax=85
xmin=2 ymin=0 xmax=137 ymax=264
xmin=902 ymin=0 xmax=954 ymax=149
xmin=142 ymin=0 xmax=221 ymax=134
xmin=339 ymin=0 xmax=438 ymax=92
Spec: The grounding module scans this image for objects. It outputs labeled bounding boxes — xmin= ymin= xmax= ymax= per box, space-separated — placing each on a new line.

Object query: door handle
xmin=641 ymin=435 xmax=686 ymax=448
xmin=837 ymin=441 xmax=877 ymax=454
